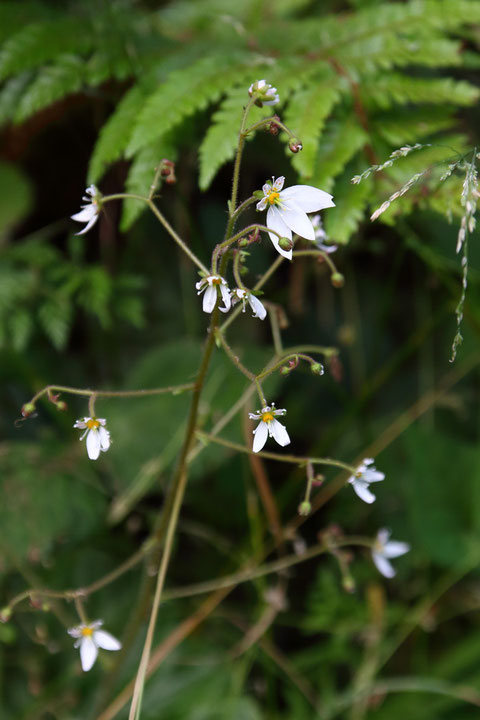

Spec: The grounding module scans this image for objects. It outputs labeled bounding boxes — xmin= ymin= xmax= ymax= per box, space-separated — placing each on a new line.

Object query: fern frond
xmin=310 ymin=116 xmax=368 ymax=191
xmin=0 ymin=19 xmax=93 ymax=82
xmin=88 ymin=84 xmax=152 ymax=184
xmin=372 ymin=108 xmax=456 ymax=145
xmin=324 ymin=169 xmax=372 ymax=244
xmin=38 ymin=296 xmax=72 ymax=351
xmin=121 ymin=138 xmax=177 ymax=231
xmin=364 ymin=74 xmax=479 ymax=110
xmin=126 ymin=54 xmax=251 ymax=157
xmin=284 ymin=75 xmax=342 ymax=179
xmin=0 ymin=72 xmax=33 ymax=126
xmin=14 ymin=55 xmax=84 ymax=123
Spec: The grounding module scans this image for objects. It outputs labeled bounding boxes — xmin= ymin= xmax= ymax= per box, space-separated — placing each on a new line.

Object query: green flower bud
xmin=331 ymin=272 xmax=345 ymax=288
xmin=21 ymin=402 xmax=36 ymax=417
xmin=279 ymin=237 xmax=293 ymax=251
xmin=311 ymin=363 xmax=324 ymax=376
xmin=0 ymin=607 xmax=12 ymax=622
xmin=298 ymin=501 xmax=312 ymax=516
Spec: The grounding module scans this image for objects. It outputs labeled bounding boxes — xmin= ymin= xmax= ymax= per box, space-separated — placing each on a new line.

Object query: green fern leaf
xmin=0 ymin=2 xmax=48 ymax=44
xmin=0 ymin=19 xmax=93 ymax=82
xmin=0 ymin=72 xmax=33 ymax=126
xmin=198 ymin=87 xmax=267 ymax=191
xmin=311 ymin=116 xmax=368 ymax=191
xmin=284 ymin=75 xmax=342 ymax=179
xmin=126 ymin=54 xmax=249 ymax=157
xmin=324 ymin=169 xmax=372 ymax=244
xmin=372 ymin=108 xmax=455 ymax=146
xmin=364 ymin=73 xmax=479 ymax=110
xmin=9 ymin=308 xmax=33 ymax=351
xmin=88 ymin=84 xmax=151 ymax=184
xmin=121 ymin=138 xmax=177 ymax=231
xmin=38 ymin=295 xmax=72 ymax=350
xmin=14 ymin=55 xmax=84 ymax=123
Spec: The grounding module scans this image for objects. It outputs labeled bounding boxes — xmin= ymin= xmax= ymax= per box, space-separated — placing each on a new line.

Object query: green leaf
xmin=88 ymin=84 xmax=151 ymax=184
xmin=14 ymin=54 xmax=84 ymax=123
xmin=0 ymin=72 xmax=33 ymax=126
xmin=0 ymin=162 xmax=33 ymax=233
xmin=126 ymin=54 xmax=249 ymax=156
xmin=364 ymin=73 xmax=480 ymax=110
xmin=324 ymin=168 xmax=372 ymax=244
xmin=120 ymin=137 xmax=177 ymax=231
xmin=285 ymin=76 xmax=342 ymax=179
xmin=37 ymin=295 xmax=72 ymax=350
xmin=310 ymin=115 xmax=368 ymax=191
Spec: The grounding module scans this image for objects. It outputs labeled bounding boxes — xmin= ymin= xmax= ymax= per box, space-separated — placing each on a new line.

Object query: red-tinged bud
xmin=268 ymin=116 xmax=281 ymax=135
xmin=279 ymin=237 xmax=293 ymax=251
xmin=0 ymin=607 xmax=12 ymax=622
xmin=56 ymin=400 xmax=68 ymax=412
xmin=331 ymin=272 xmax=345 ymax=288
xmin=289 ymin=139 xmax=303 ymax=153
xmin=22 ymin=402 xmax=36 ymax=417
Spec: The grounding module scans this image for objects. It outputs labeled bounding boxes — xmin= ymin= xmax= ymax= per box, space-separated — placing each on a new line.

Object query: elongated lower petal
xmin=252 ymin=421 xmax=268 ymax=453
xmin=98 ymin=426 xmax=111 ymax=452
xmin=268 ymin=418 xmax=290 ymax=447
xmin=280 ymin=200 xmax=315 ymax=240
xmin=93 ymin=630 xmax=122 ymax=651
xmin=351 ymin=480 xmax=376 ymax=504
xmin=248 ymin=294 xmax=266 ymax=320
xmin=372 ymin=552 xmax=396 ymax=578
xmin=266 ymin=206 xmax=292 ymax=260
xmin=219 ymin=283 xmax=231 ymax=312
xmin=86 ymin=429 xmax=101 ymax=460
xmin=202 ymin=285 xmax=217 ymax=313
xmin=383 ymin=541 xmax=410 ymax=558
xmin=80 ymin=636 xmax=98 ymax=671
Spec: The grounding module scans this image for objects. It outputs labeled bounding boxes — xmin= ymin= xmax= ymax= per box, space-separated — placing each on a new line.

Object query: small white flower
xmin=248 ymin=403 xmax=290 ymax=453
xmin=68 ymin=620 xmax=121 ymax=672
xmin=71 ymin=185 xmax=102 ymax=235
xmin=372 ymin=528 xmax=410 ymax=578
xmin=195 ymin=275 xmax=231 ymax=314
xmin=232 ymin=288 xmax=267 ymax=320
xmin=256 ymin=176 xmax=335 ymax=260
xmin=348 ymin=458 xmax=385 ymax=504
xmin=74 ymin=416 xmax=111 ymax=460
xmin=310 ymin=214 xmax=338 ymax=254
xmin=248 ymin=79 xmax=279 ymax=106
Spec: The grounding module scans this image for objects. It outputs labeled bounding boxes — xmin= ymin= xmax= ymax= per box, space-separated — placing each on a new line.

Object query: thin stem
xmin=292 ymin=248 xmax=339 ymax=275
xmin=74 ymin=597 xmax=88 ymax=624
xmin=211 ymin=223 xmax=282 ymax=274
xmin=196 ymin=430 xmax=356 ymax=473
xmin=28 ymin=382 xmax=195 ymax=408
xmin=227 ymin=96 xmax=257 ymax=235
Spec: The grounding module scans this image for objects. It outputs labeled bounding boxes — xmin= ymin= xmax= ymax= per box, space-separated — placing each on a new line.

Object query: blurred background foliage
xmin=2 ymin=0 xmax=480 ymax=718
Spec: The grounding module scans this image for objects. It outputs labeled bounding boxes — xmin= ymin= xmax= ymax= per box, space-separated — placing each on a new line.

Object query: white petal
xmin=68 ymin=626 xmax=82 ymax=638
xmin=98 ymin=426 xmax=111 ymax=452
xmin=383 ymin=541 xmax=410 ymax=558
xmin=363 ymin=470 xmax=385 ymax=482
xmin=266 ymin=206 xmax=293 ymax=260
xmin=273 ymin=176 xmax=285 ymax=191
xmin=268 ymin=418 xmax=290 ymax=447
xmin=279 ymin=200 xmax=316 ymax=240
xmin=372 ymin=552 xmax=396 ymax=578
xmin=377 ymin=528 xmax=391 ymax=546
xmin=202 ymin=285 xmax=217 ymax=313
xmin=75 ymin=213 xmax=99 ymax=236
xmin=351 ymin=480 xmax=376 ymax=504
xmin=262 ymin=183 xmax=271 ymax=196
xmin=219 ymin=283 xmax=231 ymax=312
xmin=280 ymin=185 xmax=335 ymax=212
xmin=248 ymin=411 xmax=262 ymax=420
xmin=86 ymin=429 xmax=101 ymax=460
xmin=93 ymin=630 xmax=122 ymax=651
xmin=252 ymin=421 xmax=268 ymax=453
xmin=248 ymin=294 xmax=266 ymax=320
xmin=80 ymin=636 xmax=98 ymax=671
xmin=71 ymin=206 xmax=96 ymax=223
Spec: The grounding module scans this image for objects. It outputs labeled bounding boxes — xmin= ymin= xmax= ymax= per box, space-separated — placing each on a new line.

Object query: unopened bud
xmin=342 ymin=574 xmax=356 ymax=593
xmin=21 ymin=402 xmax=36 ymax=417
xmin=289 ymin=139 xmax=303 ymax=153
xmin=239 ymin=238 xmax=249 ymax=247
xmin=279 ymin=237 xmax=293 ymax=251
xmin=311 ymin=362 xmax=324 ymax=376
xmin=42 ymin=602 xmax=50 ymax=612
xmin=268 ymin=116 xmax=281 ymax=135
xmin=56 ymin=400 xmax=68 ymax=412
xmin=298 ymin=501 xmax=311 ymax=516
xmin=280 ymin=366 xmax=292 ymax=376
xmin=331 ymin=272 xmax=345 ymax=288
xmin=0 ymin=607 xmax=12 ymax=622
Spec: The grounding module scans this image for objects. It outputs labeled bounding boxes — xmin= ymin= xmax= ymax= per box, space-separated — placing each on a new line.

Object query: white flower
xmin=248 ymin=79 xmax=279 ymax=106
xmin=348 ymin=458 xmax=385 ymax=504
xmin=256 ymin=176 xmax=335 ymax=260
xmin=232 ymin=288 xmax=267 ymax=320
xmin=311 ymin=214 xmax=338 ymax=254
xmin=74 ymin=416 xmax=111 ymax=460
xmin=68 ymin=620 xmax=121 ymax=672
xmin=71 ymin=185 xmax=102 ymax=235
xmin=195 ymin=275 xmax=231 ymax=314
xmin=248 ymin=403 xmax=290 ymax=453
xmin=372 ymin=528 xmax=410 ymax=578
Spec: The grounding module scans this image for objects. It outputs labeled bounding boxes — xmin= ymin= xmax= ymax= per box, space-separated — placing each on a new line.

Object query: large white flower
xmin=348 ymin=458 xmax=385 ymax=504
xmin=257 ymin=176 xmax=335 ymax=260
xmin=74 ymin=416 xmax=111 ymax=460
xmin=68 ymin=620 xmax=121 ymax=672
xmin=196 ymin=275 xmax=231 ymax=314
xmin=248 ymin=404 xmax=290 ymax=453
xmin=71 ymin=185 xmax=102 ymax=235
xmin=372 ymin=528 xmax=410 ymax=578
xmin=248 ymin=79 xmax=279 ymax=106
xmin=232 ymin=288 xmax=267 ymax=320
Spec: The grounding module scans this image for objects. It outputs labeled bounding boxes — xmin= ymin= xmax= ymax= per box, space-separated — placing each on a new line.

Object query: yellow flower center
xmin=267 ymin=191 xmax=280 ymax=205
xmin=261 ymin=412 xmax=274 ymax=423
xmin=211 ymin=277 xmax=222 ymax=285
xmin=81 ymin=627 xmax=94 ymax=636
xmin=86 ymin=418 xmax=100 ymax=430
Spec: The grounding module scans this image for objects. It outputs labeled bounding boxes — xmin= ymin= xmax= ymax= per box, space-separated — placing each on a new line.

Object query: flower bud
xmin=279 ymin=237 xmax=293 ymax=251
xmin=331 ymin=272 xmax=345 ymax=288
xmin=280 ymin=366 xmax=292 ymax=376
xmin=288 ymin=139 xmax=303 ymax=153
xmin=239 ymin=238 xmax=249 ymax=248
xmin=298 ymin=501 xmax=312 ymax=516
xmin=311 ymin=362 xmax=324 ymax=376
xmin=21 ymin=402 xmax=36 ymax=417
xmin=0 ymin=607 xmax=12 ymax=622
xmin=56 ymin=400 xmax=68 ymax=412
xmin=342 ymin=574 xmax=356 ymax=593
